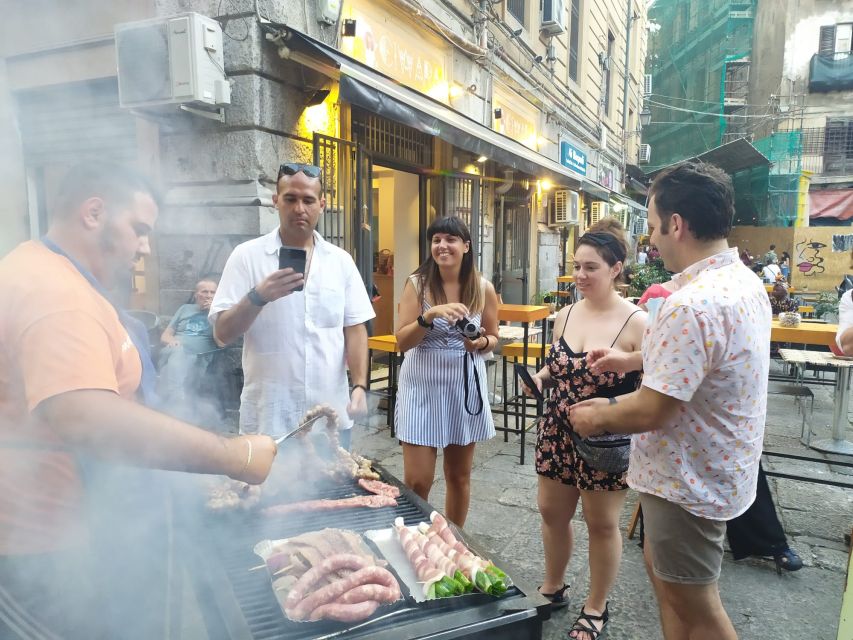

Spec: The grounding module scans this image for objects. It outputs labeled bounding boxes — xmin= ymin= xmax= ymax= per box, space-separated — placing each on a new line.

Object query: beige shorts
xmin=640 ymin=492 xmax=726 ymax=585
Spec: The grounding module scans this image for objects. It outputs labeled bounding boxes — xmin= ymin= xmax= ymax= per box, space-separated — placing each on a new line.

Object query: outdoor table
xmin=778 ymin=349 xmax=853 ymax=455
xmin=770 ymin=319 xmax=838 ymax=346
xmin=556 ymin=275 xmax=575 ymax=305
xmin=556 ymin=275 xmax=574 ymax=284
xmin=367 ymin=334 xmax=402 ymax=437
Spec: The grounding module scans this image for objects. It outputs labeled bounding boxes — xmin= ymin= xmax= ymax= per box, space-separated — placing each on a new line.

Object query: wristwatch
xmin=417 ymin=314 xmax=434 ymax=329
xmin=247 ymin=286 xmax=268 ymax=307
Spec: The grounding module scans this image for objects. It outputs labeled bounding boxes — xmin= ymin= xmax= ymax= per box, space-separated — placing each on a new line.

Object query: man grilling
xmin=211 ymin=163 xmax=375 ymax=449
xmin=0 ymin=163 xmax=277 ymax=639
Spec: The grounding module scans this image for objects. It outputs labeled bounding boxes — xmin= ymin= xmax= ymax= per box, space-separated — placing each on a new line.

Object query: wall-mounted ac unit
xmin=590 ymin=201 xmax=610 ymax=225
xmin=639 ymin=144 xmax=652 ymax=164
xmin=540 ymin=0 xmax=566 ymax=36
xmin=116 ymin=13 xmax=230 ymax=109
xmin=552 ymin=190 xmax=580 ymax=225
xmin=633 ymin=217 xmax=648 ymax=236
xmin=643 ymin=74 xmax=653 ymax=96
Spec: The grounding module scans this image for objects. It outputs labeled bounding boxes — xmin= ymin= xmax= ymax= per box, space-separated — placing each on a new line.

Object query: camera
xmin=454 ymin=317 xmax=481 ymax=340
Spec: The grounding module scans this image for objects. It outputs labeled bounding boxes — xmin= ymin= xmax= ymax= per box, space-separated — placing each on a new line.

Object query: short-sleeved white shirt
xmin=836 ymin=290 xmax=853 ymax=352
xmin=628 ymin=248 xmax=772 ymax=520
xmin=210 ymin=229 xmax=375 ymax=434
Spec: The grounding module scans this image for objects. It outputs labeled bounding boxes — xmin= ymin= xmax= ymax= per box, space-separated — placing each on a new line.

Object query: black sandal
xmin=569 ymin=602 xmax=609 ymax=639
xmin=538 ymin=583 xmax=570 ymax=609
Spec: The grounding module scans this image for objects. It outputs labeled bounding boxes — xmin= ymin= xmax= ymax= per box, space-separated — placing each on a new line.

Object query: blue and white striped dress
xmin=395 ymin=284 xmax=495 ymax=448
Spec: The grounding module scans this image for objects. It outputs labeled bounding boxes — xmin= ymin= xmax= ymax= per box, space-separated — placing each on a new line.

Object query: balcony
xmin=801 ymin=125 xmax=853 ymax=177
xmin=809 ymin=53 xmax=853 ymax=93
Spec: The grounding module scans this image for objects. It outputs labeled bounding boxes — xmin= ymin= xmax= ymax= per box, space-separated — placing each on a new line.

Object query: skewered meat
xmin=358 ymin=478 xmax=401 ymax=498
xmin=206 ymin=480 xmax=261 ymax=510
xmin=261 ymin=493 xmax=397 ymax=516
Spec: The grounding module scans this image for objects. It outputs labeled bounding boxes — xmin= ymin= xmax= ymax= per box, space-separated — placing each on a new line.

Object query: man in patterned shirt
xmin=570 ymin=162 xmax=771 ymax=640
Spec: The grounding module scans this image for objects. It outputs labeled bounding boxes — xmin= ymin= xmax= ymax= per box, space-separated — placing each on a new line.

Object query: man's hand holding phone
xmin=252 ymin=247 xmax=307 ymax=303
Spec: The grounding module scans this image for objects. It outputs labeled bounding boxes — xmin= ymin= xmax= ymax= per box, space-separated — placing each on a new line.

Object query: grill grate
xmin=206 ymin=479 xmax=429 ymax=640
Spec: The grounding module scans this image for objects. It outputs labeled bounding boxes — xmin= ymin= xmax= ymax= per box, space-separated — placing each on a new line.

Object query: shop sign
xmin=341 ymin=0 xmax=450 ymax=102
xmin=493 ymin=87 xmax=538 ymax=150
xmin=560 ymin=141 xmax=587 ymax=176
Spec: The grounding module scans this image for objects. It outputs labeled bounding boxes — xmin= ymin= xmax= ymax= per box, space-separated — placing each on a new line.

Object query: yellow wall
xmin=790 ymin=226 xmax=853 ymax=293
xmin=729 ymin=226 xmax=795 ymax=262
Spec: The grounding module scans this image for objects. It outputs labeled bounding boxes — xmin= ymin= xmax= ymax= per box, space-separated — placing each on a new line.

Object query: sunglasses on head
xmin=278 ymin=163 xmax=322 ymax=180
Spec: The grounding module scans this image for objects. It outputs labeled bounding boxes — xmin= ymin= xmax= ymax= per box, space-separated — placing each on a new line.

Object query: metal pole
xmin=621 ymin=0 xmax=633 ymax=135
xmin=810 ymin=367 xmax=853 ymax=455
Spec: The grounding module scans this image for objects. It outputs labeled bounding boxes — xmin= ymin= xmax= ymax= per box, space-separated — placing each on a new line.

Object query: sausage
xmin=308 ymin=600 xmax=380 ymax=622
xmin=284 ymin=554 xmax=371 ymax=610
xmin=335 ymin=581 xmax=401 ymax=605
xmin=287 ymin=566 xmax=398 ymax=621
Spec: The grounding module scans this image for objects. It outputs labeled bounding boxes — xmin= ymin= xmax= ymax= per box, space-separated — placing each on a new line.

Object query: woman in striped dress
xmin=395 ymin=216 xmax=498 ymax=527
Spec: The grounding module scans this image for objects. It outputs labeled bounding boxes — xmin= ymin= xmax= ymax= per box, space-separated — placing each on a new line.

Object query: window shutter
xmin=818 ymin=25 xmax=836 ymax=56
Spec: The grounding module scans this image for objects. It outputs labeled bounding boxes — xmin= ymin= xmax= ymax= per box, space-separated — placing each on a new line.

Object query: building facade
xmin=0 ymin=0 xmax=648 ymax=319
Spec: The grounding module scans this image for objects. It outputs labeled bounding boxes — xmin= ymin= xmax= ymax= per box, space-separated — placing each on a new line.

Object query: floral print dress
xmin=535 ymin=308 xmax=641 ymax=490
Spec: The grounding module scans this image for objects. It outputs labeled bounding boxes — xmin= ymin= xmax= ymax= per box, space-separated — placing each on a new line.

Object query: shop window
xmin=352 ymin=108 xmax=433 ymax=168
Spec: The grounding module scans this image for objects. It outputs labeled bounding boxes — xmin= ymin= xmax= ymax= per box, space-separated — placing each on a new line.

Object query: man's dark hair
xmin=649 ymin=161 xmax=734 ymax=241
xmin=55 ymin=162 xmax=162 ymax=218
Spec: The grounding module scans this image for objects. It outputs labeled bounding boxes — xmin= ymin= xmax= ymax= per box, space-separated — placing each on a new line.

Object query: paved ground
xmin=352 ymin=362 xmax=853 ymax=640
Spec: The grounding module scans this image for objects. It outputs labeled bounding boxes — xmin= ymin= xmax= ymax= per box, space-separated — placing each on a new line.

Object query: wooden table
xmin=771 ymin=319 xmax=838 ymax=346
xmin=556 ymin=275 xmax=574 ymax=284
xmin=779 ymin=349 xmax=853 ymax=455
xmin=556 ymin=275 xmax=576 ymax=305
xmin=497 ymin=304 xmax=549 ymax=464
xmin=367 ymin=335 xmax=402 ymax=437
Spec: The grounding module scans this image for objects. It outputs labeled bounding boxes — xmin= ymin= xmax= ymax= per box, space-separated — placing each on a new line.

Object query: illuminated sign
xmin=560 ymin=141 xmax=587 ymax=176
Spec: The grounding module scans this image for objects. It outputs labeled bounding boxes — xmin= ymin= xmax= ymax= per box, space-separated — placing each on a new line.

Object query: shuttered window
xmin=507 ymin=0 xmax=525 ymax=26
xmin=568 ymin=0 xmax=581 ymax=82
xmin=820 ymin=24 xmax=853 ymax=56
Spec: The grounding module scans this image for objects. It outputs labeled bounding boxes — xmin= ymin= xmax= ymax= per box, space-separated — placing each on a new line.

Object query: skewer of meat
xmin=262 ymin=493 xmax=397 ymax=517
xmin=393 ymin=517 xmax=443 ymax=586
xmin=359 ymin=479 xmax=401 ymax=498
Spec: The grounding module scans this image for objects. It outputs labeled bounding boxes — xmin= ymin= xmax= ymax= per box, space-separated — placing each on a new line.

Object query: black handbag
xmin=569 ymin=430 xmax=631 ymax=474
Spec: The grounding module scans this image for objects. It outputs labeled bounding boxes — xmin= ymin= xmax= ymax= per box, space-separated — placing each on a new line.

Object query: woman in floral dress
xmin=524 ymin=217 xmax=646 ymax=640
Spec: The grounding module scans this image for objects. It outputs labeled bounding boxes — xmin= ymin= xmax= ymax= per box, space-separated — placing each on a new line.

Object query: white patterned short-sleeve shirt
xmin=628 ymin=247 xmax=771 ymax=520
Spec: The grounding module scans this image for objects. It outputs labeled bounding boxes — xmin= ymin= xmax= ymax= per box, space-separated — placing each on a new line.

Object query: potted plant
xmin=628 ymin=260 xmax=672 ymax=298
xmin=813 ymin=291 xmax=840 ymax=323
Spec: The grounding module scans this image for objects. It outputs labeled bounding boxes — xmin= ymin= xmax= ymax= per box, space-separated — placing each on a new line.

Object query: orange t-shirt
xmin=0 ymin=241 xmax=142 ymax=554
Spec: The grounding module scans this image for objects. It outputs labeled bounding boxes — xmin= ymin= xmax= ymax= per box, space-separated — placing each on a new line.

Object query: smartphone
xmin=514 ymin=363 xmax=544 ymax=403
xmin=279 ymin=246 xmax=307 ymax=292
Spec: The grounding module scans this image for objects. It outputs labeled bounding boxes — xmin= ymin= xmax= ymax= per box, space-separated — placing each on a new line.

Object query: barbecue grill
xmin=176 ymin=465 xmax=550 ymax=639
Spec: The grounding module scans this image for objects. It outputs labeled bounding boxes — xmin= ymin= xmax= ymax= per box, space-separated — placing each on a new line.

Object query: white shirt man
xmin=637 ymin=249 xmax=648 ymax=265
xmin=211 ymin=165 xmax=374 ymax=439
xmin=762 ymin=261 xmax=781 ymax=283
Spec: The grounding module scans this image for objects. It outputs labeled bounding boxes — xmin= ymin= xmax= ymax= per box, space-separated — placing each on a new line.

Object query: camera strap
xmin=463 ymin=352 xmax=484 ymax=416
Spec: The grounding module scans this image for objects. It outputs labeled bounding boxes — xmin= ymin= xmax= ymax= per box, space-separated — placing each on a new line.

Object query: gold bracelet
xmin=238 ymin=438 xmax=253 ymax=477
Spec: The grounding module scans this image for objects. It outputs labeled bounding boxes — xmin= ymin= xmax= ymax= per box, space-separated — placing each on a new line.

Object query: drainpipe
xmin=621 ymin=0 xmax=634 ymax=187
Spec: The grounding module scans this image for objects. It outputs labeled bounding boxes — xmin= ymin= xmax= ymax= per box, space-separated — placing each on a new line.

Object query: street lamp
xmin=640 ymin=107 xmax=652 ymax=127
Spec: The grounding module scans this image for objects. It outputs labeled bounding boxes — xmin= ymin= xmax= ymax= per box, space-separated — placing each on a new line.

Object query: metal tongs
xmin=273 ymin=414 xmax=325 ymax=446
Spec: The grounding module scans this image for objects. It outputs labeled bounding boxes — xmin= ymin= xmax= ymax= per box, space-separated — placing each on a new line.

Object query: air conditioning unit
xmin=115 ymin=13 xmax=230 ymax=109
xmin=552 ymin=190 xmax=580 ymax=225
xmin=590 ymin=201 xmax=611 ymax=225
xmin=540 ymin=0 xmax=566 ymax=36
xmin=633 ymin=217 xmax=648 ymax=236
xmin=643 ymin=73 xmax=653 ymax=96
xmin=639 ymin=143 xmax=652 ymax=164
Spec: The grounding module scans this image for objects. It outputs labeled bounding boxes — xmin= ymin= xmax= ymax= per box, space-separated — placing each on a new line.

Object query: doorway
xmin=371 ymin=167 xmax=420 ymax=335
xmin=495 ymin=182 xmax=532 ymax=305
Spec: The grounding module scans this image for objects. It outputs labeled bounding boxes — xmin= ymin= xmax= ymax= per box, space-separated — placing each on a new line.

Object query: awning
xmin=810 ymin=188 xmax=853 ymax=220
xmin=279 ymin=28 xmax=609 ymax=199
xmin=645 ymin=138 xmax=770 ymax=178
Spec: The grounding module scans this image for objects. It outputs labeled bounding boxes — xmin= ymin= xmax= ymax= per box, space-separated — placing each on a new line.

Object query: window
xmin=819 ymin=23 xmax=853 ymax=56
xmin=568 ymin=0 xmax=581 ymax=82
xmin=824 ymin=118 xmax=853 ymax=176
xmin=507 ymin=0 xmax=526 ymax=26
xmin=602 ymin=31 xmax=615 ymax=115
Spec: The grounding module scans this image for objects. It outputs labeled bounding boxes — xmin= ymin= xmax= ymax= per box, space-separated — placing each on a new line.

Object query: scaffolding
xmin=732 ymin=131 xmax=803 ymax=227
xmin=644 ymin=0 xmax=757 ymax=170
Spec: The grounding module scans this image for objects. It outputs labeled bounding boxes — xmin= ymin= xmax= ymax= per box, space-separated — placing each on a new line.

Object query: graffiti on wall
xmin=832 ymin=234 xmax=853 ymax=253
xmin=796 ymin=239 xmax=826 ymax=276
